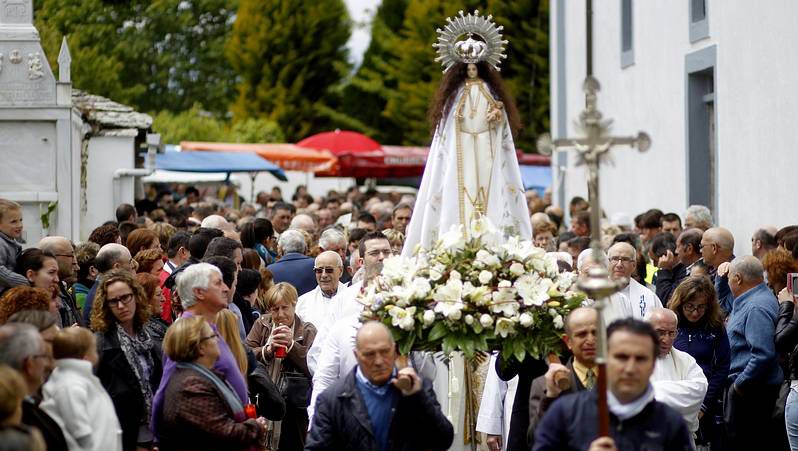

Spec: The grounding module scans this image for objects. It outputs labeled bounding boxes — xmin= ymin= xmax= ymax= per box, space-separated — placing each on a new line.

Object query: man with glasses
xmin=39 ymin=236 xmax=84 ymax=327
xmin=0 ymin=323 xmax=68 ymax=451
xmin=605 ymin=242 xmax=662 ymax=324
xmin=297 ymin=251 xmax=346 ymax=373
xmin=646 ymin=308 xmax=708 ymax=442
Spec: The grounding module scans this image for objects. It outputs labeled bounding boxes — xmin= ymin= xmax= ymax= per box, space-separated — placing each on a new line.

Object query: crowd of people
xmin=1 ymin=184 xmax=798 ymax=451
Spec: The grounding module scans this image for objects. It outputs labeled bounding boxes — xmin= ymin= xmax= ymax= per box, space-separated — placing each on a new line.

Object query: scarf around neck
xmin=607 ymin=384 xmax=655 ymax=421
xmin=116 ymin=323 xmax=155 ymax=425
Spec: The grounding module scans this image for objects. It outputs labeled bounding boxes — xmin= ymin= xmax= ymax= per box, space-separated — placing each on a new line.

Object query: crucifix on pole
xmin=536 ymin=0 xmax=651 ymax=438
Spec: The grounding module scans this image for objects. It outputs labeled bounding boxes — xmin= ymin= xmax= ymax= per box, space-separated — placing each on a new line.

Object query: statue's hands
xmin=487 ymin=106 xmax=503 ymax=123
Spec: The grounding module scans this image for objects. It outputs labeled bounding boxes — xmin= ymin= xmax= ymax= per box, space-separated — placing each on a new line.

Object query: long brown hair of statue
xmin=427 ymin=61 xmax=522 ymax=138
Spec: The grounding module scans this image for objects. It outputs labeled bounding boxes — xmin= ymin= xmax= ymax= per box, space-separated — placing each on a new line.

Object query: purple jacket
xmin=151 ymin=311 xmax=249 ymax=438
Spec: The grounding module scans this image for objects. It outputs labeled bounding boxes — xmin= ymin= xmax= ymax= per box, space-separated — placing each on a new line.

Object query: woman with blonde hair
xmin=90 ymin=270 xmax=162 ymax=451
xmin=246 ymin=282 xmax=316 ymax=451
xmin=215 ymin=309 xmax=248 ymax=381
xmin=155 ymin=316 xmax=267 ymax=451
xmin=667 ymin=275 xmax=729 ymax=448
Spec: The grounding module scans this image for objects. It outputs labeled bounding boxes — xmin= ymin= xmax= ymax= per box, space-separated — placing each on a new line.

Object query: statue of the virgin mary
xmin=400 ymin=11 xmax=533 ymax=450
xmin=402 ymin=11 xmax=532 ymax=258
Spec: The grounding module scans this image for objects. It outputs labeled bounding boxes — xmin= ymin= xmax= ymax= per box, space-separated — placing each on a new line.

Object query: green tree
xmin=490 ymin=0 xmax=550 ymax=151
xmin=227 ymin=0 xmax=351 ymax=141
xmin=36 ymin=0 xmax=238 ymax=115
xmin=152 ymin=105 xmax=284 ymax=144
xmin=327 ymin=0 xmax=409 ymax=144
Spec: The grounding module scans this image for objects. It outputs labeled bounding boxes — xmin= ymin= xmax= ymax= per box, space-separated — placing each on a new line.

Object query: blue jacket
xmin=674 ymin=321 xmax=730 ymax=412
xmin=533 ymin=389 xmax=692 ymax=451
xmin=726 ymin=282 xmax=783 ymax=388
xmin=305 ymin=367 xmax=453 ymax=451
xmin=266 ymin=252 xmax=316 ymax=296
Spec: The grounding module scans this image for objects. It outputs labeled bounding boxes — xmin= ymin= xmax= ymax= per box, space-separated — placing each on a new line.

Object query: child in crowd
xmin=0 ymin=199 xmax=28 ymax=291
xmin=40 ymin=327 xmax=122 ymax=451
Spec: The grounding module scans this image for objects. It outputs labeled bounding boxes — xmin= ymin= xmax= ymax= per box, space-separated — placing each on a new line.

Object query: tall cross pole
xmin=537 ymin=0 xmax=651 ymax=438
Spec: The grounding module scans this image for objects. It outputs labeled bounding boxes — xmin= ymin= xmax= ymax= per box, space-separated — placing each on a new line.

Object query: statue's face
xmin=467 ymin=63 xmax=478 ymax=79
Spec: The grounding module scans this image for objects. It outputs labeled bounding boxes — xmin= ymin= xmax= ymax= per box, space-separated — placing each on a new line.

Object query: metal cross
xmin=535 ymin=0 xmax=651 ymax=438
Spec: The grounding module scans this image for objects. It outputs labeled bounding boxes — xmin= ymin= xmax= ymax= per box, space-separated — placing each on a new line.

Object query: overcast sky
xmin=345 ymin=0 xmax=381 ymax=67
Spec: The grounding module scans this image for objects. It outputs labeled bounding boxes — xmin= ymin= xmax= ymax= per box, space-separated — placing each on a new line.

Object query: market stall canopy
xmin=297 ymin=129 xmax=381 ymax=155
xmin=180 ymin=141 xmax=335 ymax=172
xmin=155 ymin=151 xmax=287 ymax=181
xmin=316 ymin=145 xmax=429 ymax=178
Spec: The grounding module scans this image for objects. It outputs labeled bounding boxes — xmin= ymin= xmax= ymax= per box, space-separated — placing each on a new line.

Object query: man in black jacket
xmin=533 ymin=318 xmax=692 ymax=451
xmin=306 ymin=321 xmax=453 ymax=451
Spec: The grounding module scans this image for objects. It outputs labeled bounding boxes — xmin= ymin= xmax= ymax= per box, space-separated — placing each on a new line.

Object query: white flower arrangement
xmin=360 ymin=217 xmax=587 ymax=361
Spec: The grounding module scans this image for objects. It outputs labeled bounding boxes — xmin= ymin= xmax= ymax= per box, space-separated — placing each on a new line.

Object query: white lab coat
xmin=296 ymin=282 xmax=346 ymax=374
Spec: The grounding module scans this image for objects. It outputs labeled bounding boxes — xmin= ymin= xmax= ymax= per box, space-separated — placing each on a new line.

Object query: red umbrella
xmin=322 ymin=146 xmax=429 ymax=178
xmin=296 ymin=129 xmax=381 ymax=155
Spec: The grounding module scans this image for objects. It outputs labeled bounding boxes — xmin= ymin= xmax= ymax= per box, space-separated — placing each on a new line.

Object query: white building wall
xmin=552 ymin=0 xmax=798 ymax=256
xmin=83 ymin=135 xmax=136 ymax=238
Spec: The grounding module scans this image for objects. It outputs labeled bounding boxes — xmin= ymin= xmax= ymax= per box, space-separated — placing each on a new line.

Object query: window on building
xmin=689 ymin=0 xmax=709 ymax=42
xmin=686 ymin=46 xmax=717 ymax=216
xmin=621 ymin=0 xmax=634 ymax=67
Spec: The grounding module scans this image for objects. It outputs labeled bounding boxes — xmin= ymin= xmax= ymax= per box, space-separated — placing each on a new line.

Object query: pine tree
xmin=227 ymin=0 xmax=351 ymax=141
xmin=490 ymin=0 xmax=550 ymax=152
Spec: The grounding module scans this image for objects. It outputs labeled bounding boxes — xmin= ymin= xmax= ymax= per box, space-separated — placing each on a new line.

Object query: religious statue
xmin=27 ymin=52 xmax=43 ymax=80
xmin=402 ymin=10 xmax=532 ymax=258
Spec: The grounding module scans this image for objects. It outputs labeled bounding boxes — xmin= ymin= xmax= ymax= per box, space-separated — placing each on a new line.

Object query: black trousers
xmin=723 ymin=382 xmax=781 ymax=451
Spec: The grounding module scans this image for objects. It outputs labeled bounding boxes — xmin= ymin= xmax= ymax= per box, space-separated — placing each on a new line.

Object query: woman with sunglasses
xmin=90 ymin=270 xmax=163 ymax=451
xmin=156 ymin=316 xmax=268 ymax=451
xmin=667 ymin=275 xmax=730 ymax=449
xmin=246 ymin=282 xmax=316 ymax=451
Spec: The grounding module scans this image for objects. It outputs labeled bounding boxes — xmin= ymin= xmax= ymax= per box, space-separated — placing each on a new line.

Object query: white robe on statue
xmin=401 ymin=79 xmax=532 ymax=451
xmin=651 ymin=347 xmax=708 ymax=435
xmin=402 ymin=80 xmax=532 ymax=257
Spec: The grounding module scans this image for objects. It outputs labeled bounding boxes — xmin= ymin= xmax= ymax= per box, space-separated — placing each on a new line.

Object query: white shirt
xmin=476 ymin=353 xmax=516 ymax=450
xmin=305 ymin=281 xmax=361 ymax=375
xmin=40 ymin=359 xmax=123 ymax=451
xmin=651 ymin=347 xmax=708 ymax=433
xmin=295 ymin=282 xmax=345 ymax=331
xmin=307 ymin=281 xmax=366 ymax=422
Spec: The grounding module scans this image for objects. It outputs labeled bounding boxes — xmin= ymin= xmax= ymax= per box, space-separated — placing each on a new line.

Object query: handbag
xmin=279 ymin=369 xmax=310 ymax=409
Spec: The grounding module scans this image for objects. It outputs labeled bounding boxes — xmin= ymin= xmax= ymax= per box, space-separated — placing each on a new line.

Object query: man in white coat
xmin=296 ymin=251 xmax=346 ymax=374
xmin=646 ymin=308 xmax=708 ymax=439
xmin=604 ymin=242 xmax=662 ymax=324
xmin=476 ymin=353 xmax=517 ymax=451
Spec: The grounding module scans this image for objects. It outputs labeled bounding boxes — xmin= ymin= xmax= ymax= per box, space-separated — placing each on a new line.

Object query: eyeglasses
xmin=55 ymin=253 xmax=76 ymax=260
xmin=107 ymin=292 xmax=135 ymax=307
xmin=683 ymin=303 xmax=708 ymax=313
xmin=655 ymin=329 xmax=678 ymax=339
xmin=609 ymin=256 xmax=635 ymax=264
xmin=201 ymin=332 xmax=219 ymax=342
xmin=314 ymin=267 xmax=337 ymax=274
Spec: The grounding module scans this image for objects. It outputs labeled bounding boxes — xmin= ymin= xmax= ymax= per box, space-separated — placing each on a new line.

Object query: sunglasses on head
xmin=314 ymin=267 xmax=336 ymax=274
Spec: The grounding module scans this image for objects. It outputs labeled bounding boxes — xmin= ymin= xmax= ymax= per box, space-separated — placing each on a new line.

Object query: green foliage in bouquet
xmin=360 ymin=218 xmax=586 ymax=363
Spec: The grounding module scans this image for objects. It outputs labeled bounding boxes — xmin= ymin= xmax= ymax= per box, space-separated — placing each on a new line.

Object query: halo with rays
xmin=432 ymin=10 xmax=509 ymax=73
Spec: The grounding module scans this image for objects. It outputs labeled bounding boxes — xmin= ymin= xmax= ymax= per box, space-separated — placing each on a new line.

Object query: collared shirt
xmin=571 ymin=360 xmax=596 ymax=388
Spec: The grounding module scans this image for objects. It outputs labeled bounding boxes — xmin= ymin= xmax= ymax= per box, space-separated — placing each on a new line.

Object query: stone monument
xmin=0 ymin=0 xmax=82 ymax=243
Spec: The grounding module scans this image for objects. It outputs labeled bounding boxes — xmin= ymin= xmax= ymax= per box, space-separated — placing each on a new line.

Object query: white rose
xmin=553 ymin=314 xmax=564 ymax=329
xmin=509 ymin=262 xmax=526 ymax=277
xmin=447 ymin=308 xmax=463 ymax=321
xmin=478 ymin=270 xmax=493 ymax=285
xmin=480 ymin=314 xmax=493 ymax=327
xmin=450 ymin=270 xmax=462 ymax=280
xmin=498 ymin=279 xmax=512 ymax=289
xmin=465 ymin=314 xmax=474 ymax=325
xmin=519 ymin=312 xmax=534 ymax=327
xmin=423 ymin=309 xmax=436 ymax=327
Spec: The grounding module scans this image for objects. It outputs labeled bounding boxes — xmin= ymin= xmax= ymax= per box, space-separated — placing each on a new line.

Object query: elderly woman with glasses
xmin=246 ymin=282 xmax=316 ymax=451
xmin=667 ymin=275 xmax=730 ymax=449
xmin=90 ymin=269 xmax=163 ymax=451
xmin=156 ymin=316 xmax=268 ymax=451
